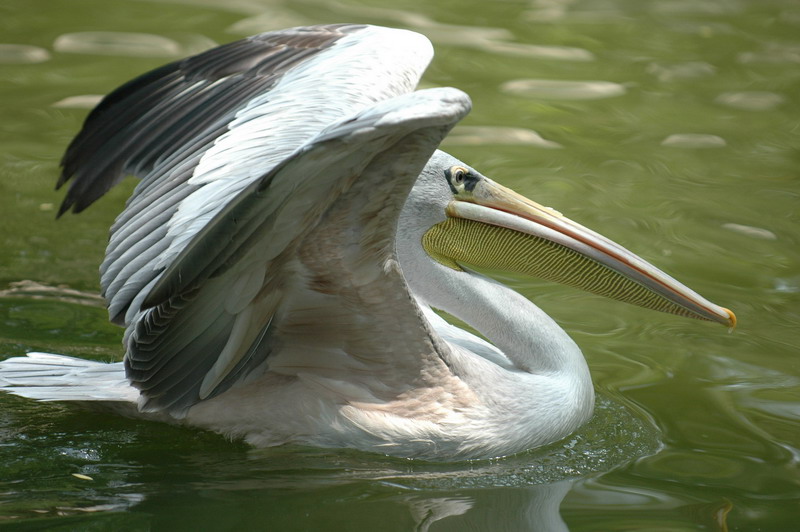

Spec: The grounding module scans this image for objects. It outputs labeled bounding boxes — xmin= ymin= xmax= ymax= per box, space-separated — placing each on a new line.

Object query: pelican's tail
xmin=0 ymin=352 xmax=139 ymax=410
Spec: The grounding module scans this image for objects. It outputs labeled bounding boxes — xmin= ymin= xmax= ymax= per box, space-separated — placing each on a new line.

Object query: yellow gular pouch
xmin=422 ymin=216 xmax=714 ymax=322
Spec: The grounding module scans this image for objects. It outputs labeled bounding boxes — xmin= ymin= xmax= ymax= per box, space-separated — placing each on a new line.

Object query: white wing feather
xmin=100 ymin=26 xmax=433 ymax=324
xmin=124 ymin=87 xmax=471 ymax=413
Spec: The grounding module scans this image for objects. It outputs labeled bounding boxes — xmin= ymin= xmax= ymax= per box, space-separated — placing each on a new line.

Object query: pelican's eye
xmin=446 ymin=165 xmax=475 ymax=195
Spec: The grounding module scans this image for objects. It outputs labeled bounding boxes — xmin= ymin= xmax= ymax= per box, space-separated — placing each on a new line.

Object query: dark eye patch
xmin=444 ymin=167 xmax=478 ymax=194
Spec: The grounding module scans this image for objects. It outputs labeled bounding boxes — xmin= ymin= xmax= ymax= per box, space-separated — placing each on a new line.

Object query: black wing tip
xmin=55 ymin=199 xmax=89 ymax=218
xmin=54 ymin=177 xmax=100 ymax=217
xmin=52 ymin=25 xmax=368 ymax=221
xmin=55 ymin=168 xmax=74 ymax=217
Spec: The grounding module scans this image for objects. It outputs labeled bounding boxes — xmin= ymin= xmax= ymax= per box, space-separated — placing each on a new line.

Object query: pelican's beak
xmin=423 ymin=177 xmax=736 ymax=328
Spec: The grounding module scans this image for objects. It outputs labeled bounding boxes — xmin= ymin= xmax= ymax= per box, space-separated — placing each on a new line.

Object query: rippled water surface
xmin=2 ymin=0 xmax=798 ymax=529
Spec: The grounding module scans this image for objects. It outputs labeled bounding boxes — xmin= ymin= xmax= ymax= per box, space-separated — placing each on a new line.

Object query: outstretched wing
xmin=58 ymin=24 xmax=434 ymax=325
xmin=59 ymin=24 xmax=471 ymax=415
xmin=125 ymin=87 xmax=471 ymax=414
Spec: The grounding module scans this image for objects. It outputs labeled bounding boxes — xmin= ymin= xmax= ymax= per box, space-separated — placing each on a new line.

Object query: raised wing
xmin=125 ymin=87 xmax=472 ymax=414
xmin=58 ymin=24 xmax=472 ymax=415
xmin=58 ymin=25 xmax=434 ymax=324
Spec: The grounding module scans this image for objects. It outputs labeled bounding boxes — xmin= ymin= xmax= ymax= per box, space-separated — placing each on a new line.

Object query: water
xmin=1 ymin=0 xmax=798 ymax=529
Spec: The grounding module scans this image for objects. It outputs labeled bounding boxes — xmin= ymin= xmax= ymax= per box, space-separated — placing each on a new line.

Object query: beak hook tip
xmin=723 ymin=307 xmax=737 ymax=331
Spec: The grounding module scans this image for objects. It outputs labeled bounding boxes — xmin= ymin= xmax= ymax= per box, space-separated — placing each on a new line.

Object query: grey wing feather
xmin=61 ymin=25 xmax=433 ymax=325
xmin=56 ymin=24 xmax=444 ymax=415
xmin=125 ymin=87 xmax=472 ymax=415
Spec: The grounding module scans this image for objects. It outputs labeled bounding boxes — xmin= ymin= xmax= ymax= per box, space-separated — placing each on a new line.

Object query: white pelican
xmin=0 ymin=24 xmax=735 ymax=460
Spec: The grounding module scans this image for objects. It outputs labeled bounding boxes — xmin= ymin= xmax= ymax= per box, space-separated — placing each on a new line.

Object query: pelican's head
xmin=400 ymin=151 xmax=735 ymax=327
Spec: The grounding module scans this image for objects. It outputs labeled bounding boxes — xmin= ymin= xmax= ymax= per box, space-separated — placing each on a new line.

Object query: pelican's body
xmin=0 ymin=25 xmax=733 ymax=460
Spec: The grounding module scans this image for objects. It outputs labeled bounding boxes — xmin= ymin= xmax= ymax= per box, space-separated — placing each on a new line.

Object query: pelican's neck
xmin=411 ymin=258 xmax=587 ymax=376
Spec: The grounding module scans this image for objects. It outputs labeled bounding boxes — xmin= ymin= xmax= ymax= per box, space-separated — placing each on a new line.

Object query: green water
xmin=1 ymin=0 xmax=798 ymax=529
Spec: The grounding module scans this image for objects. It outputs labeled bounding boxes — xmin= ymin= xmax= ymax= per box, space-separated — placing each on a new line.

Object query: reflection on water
xmin=130 ymin=476 xmax=573 ymax=531
xmin=0 ymin=387 xmax=656 ymax=526
xmin=405 ymin=495 xmax=474 ymax=532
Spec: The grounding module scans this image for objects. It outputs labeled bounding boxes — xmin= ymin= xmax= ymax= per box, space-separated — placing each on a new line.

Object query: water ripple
xmin=646 ymin=61 xmax=716 ymax=82
xmin=478 ymin=41 xmax=593 ymax=61
xmin=53 ymin=32 xmax=182 ymax=57
xmin=502 ymin=79 xmax=627 ymax=100
xmin=652 ymin=0 xmax=744 ymax=15
xmin=524 ymin=6 xmax=628 ymax=24
xmin=721 ymin=223 xmax=777 ymax=241
xmin=781 ymin=10 xmax=800 ymax=26
xmin=0 ymin=44 xmax=50 ymax=64
xmin=52 ymin=95 xmax=104 ymax=109
xmin=715 ymin=91 xmax=786 ymax=111
xmin=738 ymin=43 xmax=800 ymax=65
xmin=312 ymin=1 xmax=592 ymax=61
xmin=228 ymin=12 xmax=318 ymax=35
xmin=661 ymin=134 xmax=727 ymax=149
xmin=444 ymin=126 xmax=562 ymax=148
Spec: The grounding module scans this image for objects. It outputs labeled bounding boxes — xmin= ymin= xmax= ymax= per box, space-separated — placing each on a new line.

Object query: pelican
xmin=0 ymin=24 xmax=734 ymax=460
